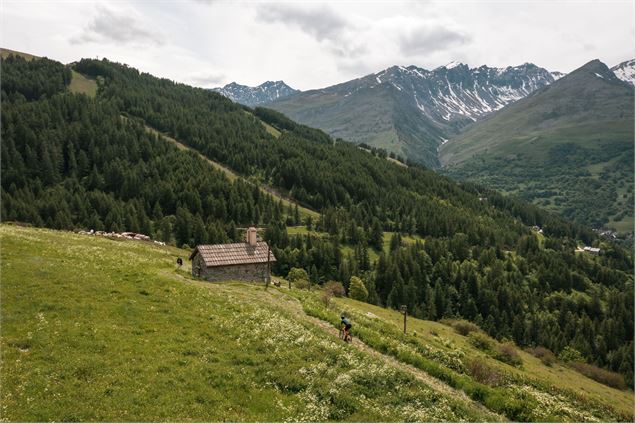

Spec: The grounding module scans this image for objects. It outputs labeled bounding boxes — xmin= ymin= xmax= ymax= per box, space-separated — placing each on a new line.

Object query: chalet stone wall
xmin=192 ymin=253 xmax=269 ymax=283
xmin=192 ymin=254 xmax=206 ymax=278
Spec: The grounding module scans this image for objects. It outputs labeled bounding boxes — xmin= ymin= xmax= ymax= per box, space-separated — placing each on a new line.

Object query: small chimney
xmin=246 ymin=227 xmax=257 ymax=246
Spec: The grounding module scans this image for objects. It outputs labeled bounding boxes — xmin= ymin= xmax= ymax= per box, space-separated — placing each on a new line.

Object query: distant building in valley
xmin=189 ymin=227 xmax=276 ymax=282
xmin=583 ymin=246 xmax=601 ymax=255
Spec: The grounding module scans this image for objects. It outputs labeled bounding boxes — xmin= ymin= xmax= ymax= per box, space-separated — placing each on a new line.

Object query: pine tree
xmin=349 ymin=276 xmax=368 ymax=301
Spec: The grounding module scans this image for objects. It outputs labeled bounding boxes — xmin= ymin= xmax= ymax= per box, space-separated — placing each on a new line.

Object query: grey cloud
xmin=70 ymin=7 xmax=164 ymax=46
xmin=399 ymin=24 xmax=469 ymax=55
xmin=188 ymin=72 xmax=226 ymax=87
xmin=256 ymin=4 xmax=346 ymax=42
xmin=336 ymin=59 xmax=376 ymax=77
xmin=583 ymin=43 xmax=596 ymax=51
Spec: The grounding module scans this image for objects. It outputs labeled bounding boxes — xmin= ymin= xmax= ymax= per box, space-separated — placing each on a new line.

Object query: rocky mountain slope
xmin=266 ymin=62 xmax=556 ymax=167
xmin=440 ymin=59 xmax=634 ymax=235
xmin=611 ymin=59 xmax=635 ymax=86
xmin=212 ymin=80 xmax=298 ymax=106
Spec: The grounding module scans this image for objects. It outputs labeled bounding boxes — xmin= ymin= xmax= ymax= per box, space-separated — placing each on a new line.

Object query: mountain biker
xmin=341 ymin=315 xmax=352 ymax=341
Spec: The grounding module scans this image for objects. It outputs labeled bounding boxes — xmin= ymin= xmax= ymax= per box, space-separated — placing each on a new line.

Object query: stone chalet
xmin=189 ymin=227 xmax=276 ymax=282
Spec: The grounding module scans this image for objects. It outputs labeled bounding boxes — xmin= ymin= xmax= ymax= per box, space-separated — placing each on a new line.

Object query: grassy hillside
xmin=68 ymin=70 xmax=97 ymax=97
xmin=1 ymin=47 xmax=38 ymax=61
xmin=0 ymin=225 xmax=492 ymax=421
xmin=2 ymin=225 xmax=631 ymax=421
xmin=3 ymin=52 xmax=632 ymax=388
xmin=440 ymin=60 xmax=634 ymax=235
xmin=269 ymin=80 xmax=443 ymax=167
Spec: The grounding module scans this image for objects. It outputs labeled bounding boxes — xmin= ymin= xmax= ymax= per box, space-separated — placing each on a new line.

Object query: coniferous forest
xmin=2 ymin=54 xmax=633 ymax=385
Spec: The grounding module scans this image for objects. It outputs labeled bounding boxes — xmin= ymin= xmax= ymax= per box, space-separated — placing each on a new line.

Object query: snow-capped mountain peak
xmin=444 ymin=61 xmax=463 ymax=69
xmin=611 ymin=59 xmax=635 ymax=86
xmin=212 ymin=80 xmax=299 ymax=106
xmin=551 ymin=71 xmax=566 ymax=81
xmin=361 ymin=62 xmax=555 ymax=124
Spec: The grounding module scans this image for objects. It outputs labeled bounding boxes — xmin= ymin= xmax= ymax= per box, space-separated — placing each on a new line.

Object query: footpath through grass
xmin=290 ymin=291 xmax=633 ymax=422
xmin=1 ymin=225 xmax=491 ymax=421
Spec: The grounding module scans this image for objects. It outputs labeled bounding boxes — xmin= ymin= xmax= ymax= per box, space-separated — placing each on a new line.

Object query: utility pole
xmin=400 ymin=305 xmax=408 ymax=334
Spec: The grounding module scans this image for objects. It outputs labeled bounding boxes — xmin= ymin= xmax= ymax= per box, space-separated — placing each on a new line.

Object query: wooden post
xmin=400 ymin=305 xmax=407 ymax=334
xmin=266 ymin=244 xmax=271 ymax=290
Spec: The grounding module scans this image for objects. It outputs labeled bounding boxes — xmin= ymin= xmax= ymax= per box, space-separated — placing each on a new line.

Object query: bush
xmin=287 ymin=267 xmax=308 ymax=283
xmin=466 ymin=358 xmax=503 ymax=386
xmin=570 ymin=362 xmax=626 ymax=390
xmin=324 ymin=280 xmax=345 ymax=297
xmin=558 ymin=346 xmax=584 ymax=363
xmin=495 ymin=342 xmax=522 ymax=367
xmin=444 ymin=319 xmax=481 ymax=336
xmin=294 ymin=279 xmax=310 ymax=290
xmin=321 ymin=290 xmax=333 ymax=308
xmin=527 ymin=346 xmax=556 ymax=366
xmin=468 ymin=332 xmax=495 ymax=352
xmin=349 ymin=276 xmax=368 ymax=301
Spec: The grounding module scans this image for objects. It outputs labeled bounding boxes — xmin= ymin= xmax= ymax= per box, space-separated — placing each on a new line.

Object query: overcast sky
xmin=2 ymin=0 xmax=634 ymax=90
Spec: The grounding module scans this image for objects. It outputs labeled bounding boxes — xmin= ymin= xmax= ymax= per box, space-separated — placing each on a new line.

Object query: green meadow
xmin=1 ymin=225 xmax=632 ymax=421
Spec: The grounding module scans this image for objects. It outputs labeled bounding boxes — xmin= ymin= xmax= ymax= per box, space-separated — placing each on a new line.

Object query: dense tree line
xmin=74 ymin=58 xmax=596 ymax=245
xmin=2 ymin=56 xmax=295 ymax=248
xmin=2 ymin=55 xmax=632 ymax=385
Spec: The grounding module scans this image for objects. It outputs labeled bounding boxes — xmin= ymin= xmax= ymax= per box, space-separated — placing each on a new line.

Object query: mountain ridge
xmin=266 ymin=62 xmax=556 ymax=167
xmin=212 ymin=80 xmax=298 ymax=106
xmin=611 ymin=58 xmax=635 ymax=86
xmin=440 ymin=59 xmax=634 ymax=234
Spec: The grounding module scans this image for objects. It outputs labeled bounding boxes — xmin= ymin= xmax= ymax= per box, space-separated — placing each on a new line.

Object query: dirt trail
xmin=181 ymin=280 xmax=503 ymax=420
xmin=262 ymin=288 xmax=505 ymax=421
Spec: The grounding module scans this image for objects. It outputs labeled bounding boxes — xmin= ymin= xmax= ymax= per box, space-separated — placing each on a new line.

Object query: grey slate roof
xmin=189 ymin=242 xmax=276 ymax=267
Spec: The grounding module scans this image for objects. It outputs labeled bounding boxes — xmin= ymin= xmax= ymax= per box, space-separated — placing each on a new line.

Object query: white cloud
xmin=70 ymin=6 xmax=164 ymax=46
xmin=1 ymin=1 xmax=633 ymax=90
xmin=399 ymin=22 xmax=470 ymax=55
xmin=256 ymin=4 xmax=346 ymax=42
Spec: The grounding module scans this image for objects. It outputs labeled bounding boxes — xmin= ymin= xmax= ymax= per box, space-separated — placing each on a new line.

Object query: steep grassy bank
xmin=0 ymin=225 xmax=491 ymax=421
xmin=2 ymin=225 xmax=632 ymax=421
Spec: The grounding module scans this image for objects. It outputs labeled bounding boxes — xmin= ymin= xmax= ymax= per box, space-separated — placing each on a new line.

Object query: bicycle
xmin=339 ymin=324 xmax=353 ymax=343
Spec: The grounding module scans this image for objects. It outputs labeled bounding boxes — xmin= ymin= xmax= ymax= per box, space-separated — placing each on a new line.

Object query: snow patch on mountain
xmin=212 ymin=81 xmax=298 ymax=106
xmin=611 ymin=59 xmax=635 ymax=86
xmin=363 ymin=62 xmax=555 ymax=126
xmin=551 ymin=71 xmax=566 ymax=81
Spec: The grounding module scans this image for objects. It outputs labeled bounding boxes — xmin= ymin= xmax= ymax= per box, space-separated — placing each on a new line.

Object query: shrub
xmin=558 ymin=346 xmax=584 ymax=363
xmin=348 ymin=276 xmax=368 ymax=301
xmin=527 ymin=346 xmax=556 ymax=366
xmin=287 ymin=267 xmax=309 ymax=284
xmin=321 ymin=290 xmax=333 ymax=308
xmin=294 ymin=279 xmax=310 ymax=290
xmin=444 ymin=319 xmax=481 ymax=336
xmin=468 ymin=332 xmax=494 ymax=352
xmin=495 ymin=342 xmax=522 ymax=367
xmin=324 ymin=280 xmax=345 ymax=297
xmin=570 ymin=362 xmax=626 ymax=390
xmin=466 ymin=358 xmax=503 ymax=386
